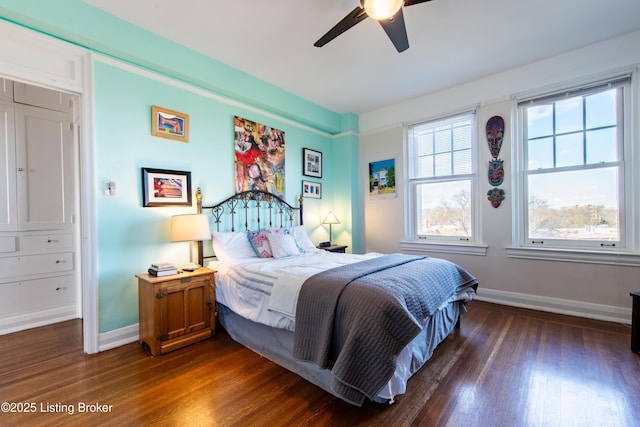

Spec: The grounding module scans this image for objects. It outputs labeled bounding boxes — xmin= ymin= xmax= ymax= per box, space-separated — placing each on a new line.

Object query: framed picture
xmin=302 ymin=180 xmax=322 ymax=199
xmin=369 ymin=158 xmax=397 ymax=199
xmin=302 ymin=148 xmax=322 ymax=178
xmin=141 ymin=168 xmax=192 ymax=207
xmin=151 ymin=105 xmax=189 ymax=142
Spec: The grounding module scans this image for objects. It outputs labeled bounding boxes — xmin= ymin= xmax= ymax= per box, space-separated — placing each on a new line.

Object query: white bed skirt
xmin=217 ymin=300 xmax=464 ymax=404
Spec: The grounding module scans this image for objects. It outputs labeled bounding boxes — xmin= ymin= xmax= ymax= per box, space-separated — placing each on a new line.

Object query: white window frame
xmin=402 ymin=111 xmax=486 ymax=256
xmin=509 ymin=71 xmax=640 ymax=266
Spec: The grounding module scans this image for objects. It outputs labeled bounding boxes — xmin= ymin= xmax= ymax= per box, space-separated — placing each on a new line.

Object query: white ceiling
xmin=83 ymin=0 xmax=640 ymax=115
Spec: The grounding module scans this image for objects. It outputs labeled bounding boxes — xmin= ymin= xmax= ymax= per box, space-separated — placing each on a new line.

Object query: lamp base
xmin=181 ymin=262 xmax=201 ymax=271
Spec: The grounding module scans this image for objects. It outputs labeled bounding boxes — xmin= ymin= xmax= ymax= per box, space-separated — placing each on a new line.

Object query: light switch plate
xmin=103 ymin=181 xmax=116 ymax=196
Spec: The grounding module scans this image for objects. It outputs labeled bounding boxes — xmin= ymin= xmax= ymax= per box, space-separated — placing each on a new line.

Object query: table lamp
xmin=171 ymin=213 xmax=211 ymax=271
xmin=322 ymin=211 xmax=340 ymax=246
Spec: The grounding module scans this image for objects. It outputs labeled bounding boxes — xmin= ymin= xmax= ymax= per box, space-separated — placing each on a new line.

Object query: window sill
xmin=400 ymin=241 xmax=488 ymax=256
xmin=506 ymin=246 xmax=640 ymax=266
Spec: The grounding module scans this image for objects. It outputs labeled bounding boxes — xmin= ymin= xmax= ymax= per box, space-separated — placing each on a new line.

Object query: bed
xmin=196 ymin=189 xmax=478 ymax=406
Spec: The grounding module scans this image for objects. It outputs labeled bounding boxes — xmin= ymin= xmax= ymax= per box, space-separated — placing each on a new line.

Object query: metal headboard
xmin=196 ymin=188 xmax=303 ymax=266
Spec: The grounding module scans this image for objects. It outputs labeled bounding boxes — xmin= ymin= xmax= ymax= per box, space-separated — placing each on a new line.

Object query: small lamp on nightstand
xmin=171 ymin=213 xmax=211 ymax=271
xmin=322 ymin=211 xmax=340 ymax=246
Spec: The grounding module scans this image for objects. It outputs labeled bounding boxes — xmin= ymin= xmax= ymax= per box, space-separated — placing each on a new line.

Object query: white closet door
xmin=15 ymin=105 xmax=74 ymax=231
xmin=0 ymin=103 xmax=16 ymax=231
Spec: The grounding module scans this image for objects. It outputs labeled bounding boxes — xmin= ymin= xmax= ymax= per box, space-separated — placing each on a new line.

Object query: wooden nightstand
xmin=317 ymin=244 xmax=348 ymax=253
xmin=136 ymin=267 xmax=216 ymax=356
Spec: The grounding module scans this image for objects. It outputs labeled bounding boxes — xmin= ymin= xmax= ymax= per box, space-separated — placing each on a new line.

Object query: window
xmin=516 ymin=76 xmax=631 ymax=250
xmin=406 ymin=112 xmax=477 ymax=243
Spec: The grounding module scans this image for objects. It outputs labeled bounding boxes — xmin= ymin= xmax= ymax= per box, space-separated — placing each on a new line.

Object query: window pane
xmin=416 ymin=155 xmax=434 ymax=178
xmin=453 ymin=150 xmax=472 ymax=174
xmin=434 ymin=129 xmax=451 ymax=153
xmin=415 ymin=134 xmax=433 ymax=156
xmin=527 ymin=105 xmax=553 ymax=138
xmin=527 ymin=168 xmax=619 ymax=241
xmin=586 ymin=128 xmax=617 ymax=164
xmin=528 ymin=137 xmax=554 ymax=170
xmin=586 ymin=89 xmax=617 ymax=129
xmin=417 ymin=180 xmax=472 ymax=237
xmin=453 ymin=125 xmax=472 ymax=150
xmin=555 ymin=133 xmax=584 ymax=167
xmin=434 ymin=152 xmax=452 ymax=176
xmin=555 ymin=97 xmax=583 ymax=134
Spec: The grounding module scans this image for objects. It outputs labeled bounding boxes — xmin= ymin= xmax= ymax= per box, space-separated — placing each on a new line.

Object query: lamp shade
xmin=363 ymin=0 xmax=403 ymax=20
xmin=322 ymin=211 xmax=341 ymax=225
xmin=170 ymin=214 xmax=211 ymax=242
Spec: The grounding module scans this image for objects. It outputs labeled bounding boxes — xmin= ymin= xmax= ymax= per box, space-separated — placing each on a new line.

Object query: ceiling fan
xmin=314 ymin=0 xmax=433 ymax=53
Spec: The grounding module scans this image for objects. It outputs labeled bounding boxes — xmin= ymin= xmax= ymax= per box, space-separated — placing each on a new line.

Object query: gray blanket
xmin=293 ymin=253 xmax=478 ymax=406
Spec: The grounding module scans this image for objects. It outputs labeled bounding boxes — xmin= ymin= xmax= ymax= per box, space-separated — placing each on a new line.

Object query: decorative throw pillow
xmin=267 ymin=233 xmax=302 ymax=258
xmin=247 ymin=228 xmax=285 ymax=258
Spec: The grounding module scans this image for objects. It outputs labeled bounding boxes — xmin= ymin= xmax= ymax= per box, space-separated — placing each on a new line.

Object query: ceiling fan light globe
xmin=363 ymin=0 xmax=403 ymax=20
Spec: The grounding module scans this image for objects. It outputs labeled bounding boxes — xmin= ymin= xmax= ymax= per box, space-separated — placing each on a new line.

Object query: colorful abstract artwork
xmin=234 ymin=116 xmax=285 ymax=198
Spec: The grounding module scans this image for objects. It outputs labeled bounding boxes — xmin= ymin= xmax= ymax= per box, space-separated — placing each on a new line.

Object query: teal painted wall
xmin=0 ymin=1 xmax=362 ymax=333
xmin=94 ymin=61 xmax=338 ymax=332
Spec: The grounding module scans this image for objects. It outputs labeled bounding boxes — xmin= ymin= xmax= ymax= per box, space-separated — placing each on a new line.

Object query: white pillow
xmin=266 ymin=233 xmax=301 ymax=258
xmin=291 ymin=225 xmax=317 ymax=252
xmin=212 ymin=231 xmax=257 ymax=262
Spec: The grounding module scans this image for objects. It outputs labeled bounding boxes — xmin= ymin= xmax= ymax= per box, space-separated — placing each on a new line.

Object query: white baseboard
xmin=98 ymin=323 xmax=139 ymax=352
xmin=476 ymin=288 xmax=632 ymax=325
xmin=0 ymin=306 xmax=77 ymax=335
xmin=93 ymin=291 xmax=633 ymax=352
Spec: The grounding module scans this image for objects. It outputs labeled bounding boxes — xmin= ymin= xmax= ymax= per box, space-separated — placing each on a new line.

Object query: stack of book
xmin=148 ymin=262 xmax=178 ymax=277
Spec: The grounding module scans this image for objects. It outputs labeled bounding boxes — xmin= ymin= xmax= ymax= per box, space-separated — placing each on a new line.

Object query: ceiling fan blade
xmin=314 ymin=7 xmax=369 ymax=47
xmin=403 ymin=0 xmax=433 ymax=6
xmin=379 ymin=8 xmax=409 ymax=52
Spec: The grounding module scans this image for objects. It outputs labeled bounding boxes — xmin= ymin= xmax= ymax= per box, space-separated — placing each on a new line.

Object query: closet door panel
xmin=0 ymin=104 xmax=17 ymax=231
xmin=15 ymin=106 xmax=74 ymax=231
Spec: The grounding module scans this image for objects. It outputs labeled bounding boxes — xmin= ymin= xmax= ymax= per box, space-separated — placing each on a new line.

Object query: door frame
xmin=0 ymin=20 xmax=99 ymax=353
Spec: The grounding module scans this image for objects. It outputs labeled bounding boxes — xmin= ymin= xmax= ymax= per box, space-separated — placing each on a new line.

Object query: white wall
xmin=359 ymin=30 xmax=640 ymax=323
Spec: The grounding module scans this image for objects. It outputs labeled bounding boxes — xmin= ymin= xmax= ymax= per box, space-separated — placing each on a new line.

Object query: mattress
xmin=209 ymin=250 xmax=382 ymax=331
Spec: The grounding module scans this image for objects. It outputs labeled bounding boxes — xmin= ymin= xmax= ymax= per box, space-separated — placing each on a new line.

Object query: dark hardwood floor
xmin=0 ymin=301 xmax=638 ymax=427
